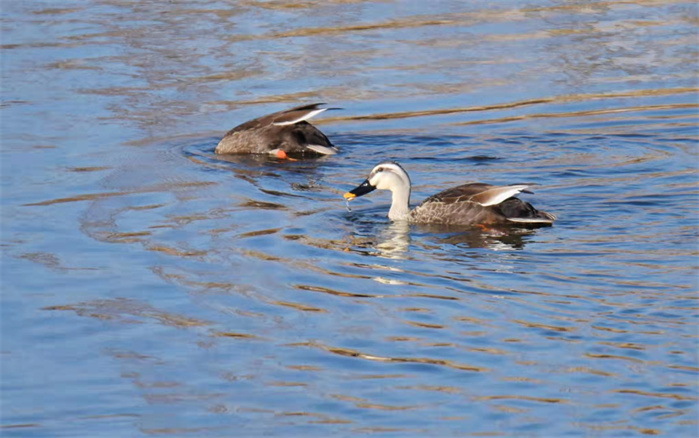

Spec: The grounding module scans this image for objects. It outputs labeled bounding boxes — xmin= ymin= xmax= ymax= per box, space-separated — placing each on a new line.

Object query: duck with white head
xmin=344 ymin=161 xmax=556 ymax=226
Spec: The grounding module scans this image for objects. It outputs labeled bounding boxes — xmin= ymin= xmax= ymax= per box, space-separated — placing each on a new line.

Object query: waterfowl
xmin=215 ymin=103 xmax=338 ymax=159
xmin=343 ymin=161 xmax=556 ymax=226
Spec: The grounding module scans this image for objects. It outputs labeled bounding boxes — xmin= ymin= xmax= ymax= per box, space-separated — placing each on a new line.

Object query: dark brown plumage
xmin=215 ymin=103 xmax=338 ymax=157
xmin=412 ymin=182 xmax=556 ymax=225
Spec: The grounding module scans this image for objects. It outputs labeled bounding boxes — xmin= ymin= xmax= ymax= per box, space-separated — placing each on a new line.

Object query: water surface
xmin=2 ymin=1 xmax=698 ymax=436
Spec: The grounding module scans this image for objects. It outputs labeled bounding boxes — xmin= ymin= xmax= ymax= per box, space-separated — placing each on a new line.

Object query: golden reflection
xmin=0 ymin=424 xmax=40 ymax=430
xmin=592 ymin=325 xmax=628 ymax=333
xmin=460 ymin=331 xmax=488 ymax=337
xmin=451 ymin=103 xmax=699 ymax=128
xmin=44 ymin=298 xmax=209 ymax=327
xmin=501 ymin=377 xmax=544 ymax=384
xmin=468 ymin=347 xmax=508 ymax=355
xmin=474 ymin=395 xmax=568 ymax=404
xmin=271 ymin=300 xmax=327 ymax=313
xmin=493 ymin=404 xmax=528 ymax=413
xmin=577 ymin=423 xmax=663 ymax=435
xmin=612 ymin=389 xmax=697 ymax=401
xmin=401 ymin=307 xmax=431 ymax=313
xmin=513 ymin=320 xmax=576 ymax=333
xmin=387 ymin=336 xmax=422 ymax=342
xmin=656 ymin=411 xmax=687 ymax=420
xmin=331 ymin=394 xmax=366 ymax=403
xmin=348 ymin=374 xmax=407 ymax=380
xmin=211 ymin=331 xmax=262 ymax=340
xmin=354 ymin=427 xmax=406 ymax=433
xmin=288 ymin=341 xmax=488 ymax=372
xmin=32 ymin=7 xmax=84 ymax=15
xmin=406 ymin=293 xmax=459 ymax=301
xmin=322 ymin=87 xmax=697 ymax=125
xmin=23 ymin=181 xmax=216 ymax=206
xmin=396 ymin=384 xmax=462 ymax=394
xmin=139 ymin=427 xmax=224 ymax=435
xmin=18 ymin=252 xmax=62 ymax=270
xmin=271 ymin=18 xmax=463 ymax=38
xmin=147 ymin=245 xmax=207 ymax=257
xmin=67 ymin=166 xmax=110 ymax=172
xmin=237 ymin=227 xmax=282 ymax=238
xmin=295 ymin=284 xmax=379 ymax=298
xmin=598 ymin=341 xmax=646 ymax=350
xmin=239 ymin=200 xmax=287 ymax=210
xmin=584 ymin=353 xmax=647 ymax=363
xmin=277 ymin=412 xmax=327 ymax=418
xmin=403 ymin=321 xmax=445 ymax=329
xmin=454 ymin=316 xmax=496 ymax=326
xmin=332 ymin=394 xmax=422 ymax=414
xmin=563 ymin=367 xmax=616 ymax=377
xmin=286 ymin=365 xmax=323 ymax=371
xmin=668 ymin=365 xmax=699 ymax=372
xmin=107 ymin=231 xmax=152 ymax=243
xmin=309 ymin=419 xmax=353 ymax=424
xmin=267 ymin=381 xmax=308 ymax=387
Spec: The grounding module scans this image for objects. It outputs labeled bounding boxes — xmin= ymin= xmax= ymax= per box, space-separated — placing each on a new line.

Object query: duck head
xmin=344 ymin=161 xmax=411 ymax=200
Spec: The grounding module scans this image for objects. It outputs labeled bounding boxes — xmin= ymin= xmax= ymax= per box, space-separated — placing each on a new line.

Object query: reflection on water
xmin=2 ymin=0 xmax=698 ymax=436
xmin=376 ymin=221 xmax=411 ymax=258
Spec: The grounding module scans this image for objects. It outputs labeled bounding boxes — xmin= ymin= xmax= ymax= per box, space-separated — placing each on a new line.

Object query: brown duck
xmin=215 ymin=103 xmax=338 ymax=159
xmin=344 ymin=161 xmax=556 ymax=226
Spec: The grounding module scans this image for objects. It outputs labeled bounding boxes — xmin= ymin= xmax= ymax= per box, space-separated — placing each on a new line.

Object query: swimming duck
xmin=344 ymin=161 xmax=556 ymax=226
xmin=215 ymin=103 xmax=338 ymax=159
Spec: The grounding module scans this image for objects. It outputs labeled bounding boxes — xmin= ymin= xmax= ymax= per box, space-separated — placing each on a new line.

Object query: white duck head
xmin=344 ymin=161 xmax=412 ymax=220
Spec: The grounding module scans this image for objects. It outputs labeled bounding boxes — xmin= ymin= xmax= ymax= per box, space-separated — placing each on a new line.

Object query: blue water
xmin=2 ymin=1 xmax=698 ymax=436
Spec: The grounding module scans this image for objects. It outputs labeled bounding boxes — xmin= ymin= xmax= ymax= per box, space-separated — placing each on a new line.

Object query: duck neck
xmin=388 ymin=185 xmax=411 ymax=221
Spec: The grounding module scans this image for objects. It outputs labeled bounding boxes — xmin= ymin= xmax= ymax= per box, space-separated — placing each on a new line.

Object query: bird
xmin=215 ymin=103 xmax=339 ymax=159
xmin=343 ymin=161 xmax=556 ymax=226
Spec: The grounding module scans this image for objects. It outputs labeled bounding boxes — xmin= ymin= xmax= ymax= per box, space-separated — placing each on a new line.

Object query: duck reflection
xmin=349 ymin=219 xmax=541 ymax=261
xmin=375 ymin=221 xmax=411 ymax=259
xmin=182 ymin=137 xmax=333 ymax=196
xmin=415 ymin=223 xmax=536 ymax=250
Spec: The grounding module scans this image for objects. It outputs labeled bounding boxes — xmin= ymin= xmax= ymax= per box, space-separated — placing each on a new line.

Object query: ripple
xmin=4 ymin=1 xmax=698 ymax=436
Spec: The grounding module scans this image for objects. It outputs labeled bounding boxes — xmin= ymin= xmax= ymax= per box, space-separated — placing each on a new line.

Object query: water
xmin=2 ymin=1 xmax=698 ymax=436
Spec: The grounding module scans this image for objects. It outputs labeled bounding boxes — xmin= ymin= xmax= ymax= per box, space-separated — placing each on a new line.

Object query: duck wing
xmin=226 ymin=103 xmax=332 ymax=133
xmin=271 ymin=103 xmax=335 ymax=126
xmin=422 ymin=183 xmax=532 ymax=206
xmin=468 ymin=185 xmax=531 ymax=206
xmin=413 ymin=183 xmax=554 ymax=226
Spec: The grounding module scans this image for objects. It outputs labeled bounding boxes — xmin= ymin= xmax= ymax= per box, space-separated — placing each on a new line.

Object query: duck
xmin=343 ymin=161 xmax=556 ymax=226
xmin=215 ymin=103 xmax=339 ymax=159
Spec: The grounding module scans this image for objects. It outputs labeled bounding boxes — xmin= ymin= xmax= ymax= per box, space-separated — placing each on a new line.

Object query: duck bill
xmin=343 ymin=179 xmax=376 ymax=200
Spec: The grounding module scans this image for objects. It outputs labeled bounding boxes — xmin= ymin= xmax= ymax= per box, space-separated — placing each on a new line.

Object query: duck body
xmin=344 ymin=161 xmax=556 ymax=226
xmin=409 ymin=183 xmax=555 ymax=225
xmin=215 ymin=103 xmax=338 ymax=158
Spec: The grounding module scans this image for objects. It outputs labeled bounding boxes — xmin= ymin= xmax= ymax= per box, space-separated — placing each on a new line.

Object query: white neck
xmin=388 ymin=184 xmax=411 ymax=220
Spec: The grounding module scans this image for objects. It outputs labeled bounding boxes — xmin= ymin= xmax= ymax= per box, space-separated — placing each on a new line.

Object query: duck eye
xmin=377 ymin=167 xmax=384 ymax=172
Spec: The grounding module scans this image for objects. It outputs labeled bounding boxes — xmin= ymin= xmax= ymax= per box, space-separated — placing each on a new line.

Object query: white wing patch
xmin=306 ymin=144 xmax=338 ymax=155
xmin=272 ymin=108 xmax=328 ymax=126
xmin=506 ymin=217 xmax=555 ymax=224
xmin=470 ymin=185 xmax=529 ymax=206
